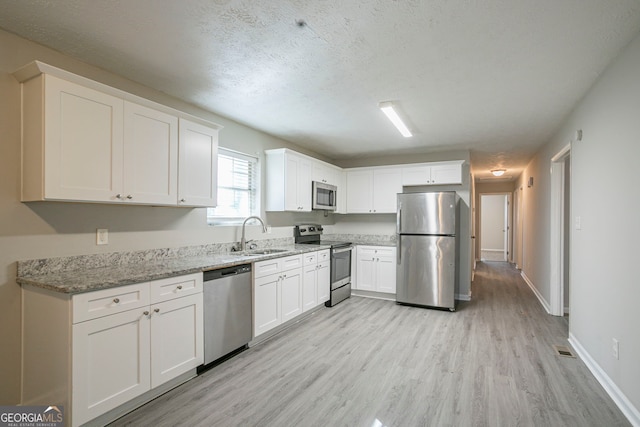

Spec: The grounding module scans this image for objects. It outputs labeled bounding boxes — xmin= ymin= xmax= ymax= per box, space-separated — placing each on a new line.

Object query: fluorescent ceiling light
xmin=491 ymin=169 xmax=506 ymax=177
xmin=379 ymin=102 xmax=412 ymax=137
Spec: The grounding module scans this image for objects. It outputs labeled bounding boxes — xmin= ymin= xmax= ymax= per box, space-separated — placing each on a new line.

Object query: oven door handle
xmin=332 ymin=246 xmax=353 ymax=254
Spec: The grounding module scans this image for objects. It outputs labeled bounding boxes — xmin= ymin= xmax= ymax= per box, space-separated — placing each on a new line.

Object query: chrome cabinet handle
xmin=177 ymin=285 xmax=183 ymax=290
xmin=113 ymin=298 xmax=120 ymax=304
xmin=143 ymin=311 xmax=149 ymax=316
xmin=180 ymin=198 xmax=186 ymax=203
xmin=115 ymin=194 xmax=123 ymax=200
xmin=154 ymin=308 xmax=160 ymax=313
xmin=126 ymin=195 xmax=133 ymax=200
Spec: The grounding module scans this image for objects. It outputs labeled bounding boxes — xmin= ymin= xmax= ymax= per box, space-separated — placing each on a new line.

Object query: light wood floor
xmin=110 ymin=262 xmax=629 ymax=427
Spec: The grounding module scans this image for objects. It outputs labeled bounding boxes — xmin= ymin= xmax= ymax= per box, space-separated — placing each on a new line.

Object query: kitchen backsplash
xmin=18 ymin=234 xmax=396 ymax=277
xmin=17 ymin=237 xmax=294 ymax=277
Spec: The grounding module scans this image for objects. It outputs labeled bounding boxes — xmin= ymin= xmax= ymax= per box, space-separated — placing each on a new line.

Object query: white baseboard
xmin=520 ymin=271 xmax=551 ymax=314
xmin=481 ymin=248 xmax=504 ymax=253
xmin=568 ymin=333 xmax=640 ymax=427
xmin=564 ymin=306 xmax=570 ymax=314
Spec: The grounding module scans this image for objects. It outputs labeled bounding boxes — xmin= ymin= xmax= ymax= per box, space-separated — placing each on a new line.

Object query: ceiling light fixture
xmin=491 ymin=169 xmax=506 ymax=177
xmin=379 ymin=102 xmax=412 ymax=137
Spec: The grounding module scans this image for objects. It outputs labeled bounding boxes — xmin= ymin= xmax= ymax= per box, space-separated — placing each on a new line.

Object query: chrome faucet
xmin=240 ymin=216 xmax=268 ymax=251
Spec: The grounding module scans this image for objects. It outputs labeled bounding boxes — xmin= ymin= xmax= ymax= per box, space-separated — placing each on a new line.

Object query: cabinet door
xmin=302 ymin=264 xmax=318 ymax=312
xmin=356 ymin=250 xmax=377 ymax=291
xmin=316 ymin=261 xmax=331 ymax=304
xmin=72 ymin=309 xmax=150 ymax=426
xmin=297 ymin=156 xmax=312 ymax=211
xmin=254 ymin=273 xmax=280 ymax=337
xmin=150 ymin=293 xmax=203 ymax=387
xmin=430 ymin=163 xmax=462 ymax=184
xmin=346 ymin=169 xmax=373 ymax=213
xmin=281 ymin=268 xmax=303 ymax=322
xmin=285 ymin=153 xmax=312 ymax=211
xmin=372 ymin=168 xmax=402 ymax=213
xmin=402 ymin=165 xmax=432 ymax=186
xmin=376 ymin=253 xmax=397 ymax=294
xmin=43 ymin=75 xmax=124 ymax=202
xmin=178 ymin=118 xmax=218 ymax=207
xmin=123 ymin=102 xmax=178 ymax=205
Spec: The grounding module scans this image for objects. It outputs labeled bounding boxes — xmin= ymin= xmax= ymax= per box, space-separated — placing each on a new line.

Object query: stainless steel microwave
xmin=312 ymin=181 xmax=337 ymax=211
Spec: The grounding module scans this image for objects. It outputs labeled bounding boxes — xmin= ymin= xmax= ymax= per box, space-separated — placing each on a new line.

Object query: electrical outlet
xmin=612 ymin=338 xmax=619 ymax=360
xmin=96 ymin=229 xmax=109 ymax=245
xmin=266 ymin=226 xmax=272 ymax=234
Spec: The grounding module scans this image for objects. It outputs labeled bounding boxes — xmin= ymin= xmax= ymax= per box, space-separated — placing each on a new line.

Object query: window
xmin=207 ymin=148 xmax=259 ymax=224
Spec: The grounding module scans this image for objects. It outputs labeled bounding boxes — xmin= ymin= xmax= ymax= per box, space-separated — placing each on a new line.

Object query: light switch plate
xmin=96 ymin=229 xmax=109 ymax=245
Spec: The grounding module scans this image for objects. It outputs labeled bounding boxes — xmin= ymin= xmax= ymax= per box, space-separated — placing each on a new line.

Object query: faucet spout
xmin=240 ymin=216 xmax=268 ymax=251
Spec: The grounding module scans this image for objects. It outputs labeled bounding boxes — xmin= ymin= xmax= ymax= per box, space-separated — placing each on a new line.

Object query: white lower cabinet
xmin=254 ymin=251 xmax=328 ymax=339
xmin=22 ymin=273 xmax=203 ymax=427
xmin=72 ymin=308 xmax=151 ymax=425
xmin=302 ymin=250 xmax=330 ymax=312
xmin=253 ymin=254 xmax=303 ymax=337
xmin=355 ymin=246 xmax=397 ymax=294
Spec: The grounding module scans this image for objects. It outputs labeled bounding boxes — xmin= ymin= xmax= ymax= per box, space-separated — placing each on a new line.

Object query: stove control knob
xmin=309 ymin=226 xmax=315 ymax=231
xmin=300 ymin=228 xmax=307 ymax=233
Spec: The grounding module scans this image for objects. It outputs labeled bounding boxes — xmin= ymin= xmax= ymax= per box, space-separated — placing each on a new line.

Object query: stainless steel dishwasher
xmin=202 ymin=263 xmax=252 ymax=367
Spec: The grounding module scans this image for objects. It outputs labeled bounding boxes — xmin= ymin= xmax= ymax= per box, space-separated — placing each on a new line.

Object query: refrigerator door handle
xmin=397 ymin=203 xmax=402 ymax=233
xmin=397 ymin=236 xmax=401 ymax=264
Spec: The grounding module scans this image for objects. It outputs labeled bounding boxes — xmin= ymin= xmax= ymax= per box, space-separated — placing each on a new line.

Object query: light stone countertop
xmin=17 ymin=244 xmax=330 ymax=295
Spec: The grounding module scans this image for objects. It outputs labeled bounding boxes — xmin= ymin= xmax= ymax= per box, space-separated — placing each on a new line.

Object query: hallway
xmin=111 ymin=262 xmax=629 ymax=426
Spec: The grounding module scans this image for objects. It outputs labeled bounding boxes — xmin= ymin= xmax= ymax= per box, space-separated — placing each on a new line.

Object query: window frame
xmin=207 ymin=148 xmax=260 ymax=225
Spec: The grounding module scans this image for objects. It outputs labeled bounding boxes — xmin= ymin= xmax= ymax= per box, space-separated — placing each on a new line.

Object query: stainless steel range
xmin=294 ymin=224 xmax=353 ymax=307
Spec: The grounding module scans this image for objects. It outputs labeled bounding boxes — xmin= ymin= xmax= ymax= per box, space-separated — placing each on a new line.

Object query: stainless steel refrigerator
xmin=396 ymin=192 xmax=457 ymax=311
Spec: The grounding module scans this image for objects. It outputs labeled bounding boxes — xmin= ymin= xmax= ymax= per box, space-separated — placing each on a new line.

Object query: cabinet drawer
xmin=303 ymin=252 xmax=318 ymax=266
xmin=358 ymin=246 xmax=394 ymax=257
xmin=281 ymin=254 xmax=303 ymax=271
xmin=73 ymin=283 xmax=150 ymax=324
xmin=317 ymin=260 xmax=330 ymax=270
xmin=254 ymin=258 xmax=282 ymax=279
xmin=317 ymin=250 xmax=330 ymax=263
xmin=150 ymin=273 xmax=202 ymax=303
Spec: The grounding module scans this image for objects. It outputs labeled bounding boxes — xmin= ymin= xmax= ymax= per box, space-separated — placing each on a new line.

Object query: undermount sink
xmin=233 ymin=248 xmax=290 ymax=256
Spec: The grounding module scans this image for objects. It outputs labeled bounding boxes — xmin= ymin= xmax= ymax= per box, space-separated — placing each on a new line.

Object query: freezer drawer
xmin=396 ymin=235 xmax=455 ymax=310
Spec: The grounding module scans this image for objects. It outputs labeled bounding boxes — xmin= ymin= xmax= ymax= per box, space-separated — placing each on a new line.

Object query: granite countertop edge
xmin=17 ymin=244 xmax=331 ymax=295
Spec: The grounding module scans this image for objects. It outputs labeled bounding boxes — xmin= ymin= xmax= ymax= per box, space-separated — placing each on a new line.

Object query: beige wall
xmin=0 ymin=29 xmax=331 ymax=404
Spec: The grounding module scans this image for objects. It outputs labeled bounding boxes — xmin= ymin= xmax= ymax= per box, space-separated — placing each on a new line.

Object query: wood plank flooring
xmin=110 ymin=262 xmax=630 ymax=426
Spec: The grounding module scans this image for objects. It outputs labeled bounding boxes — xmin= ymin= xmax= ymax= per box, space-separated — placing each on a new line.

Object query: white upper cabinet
xmin=401 ymin=161 xmax=463 ymax=186
xmin=346 ymin=168 xmax=402 ymax=214
xmin=312 ymin=161 xmax=340 ymax=186
xmin=123 ymin=102 xmax=178 ymax=205
xmin=22 ymin=74 xmax=125 ymax=203
xmin=265 ymin=149 xmax=312 ymax=212
xmin=345 ymin=169 xmax=373 ymax=213
xmin=178 ymin=119 xmax=219 ymax=207
xmin=15 ymin=61 xmax=221 ymax=207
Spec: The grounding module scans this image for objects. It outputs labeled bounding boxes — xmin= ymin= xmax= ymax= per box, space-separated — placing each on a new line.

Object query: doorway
xmin=550 ymin=144 xmax=571 ymax=316
xmin=479 ymin=194 xmax=511 ymax=262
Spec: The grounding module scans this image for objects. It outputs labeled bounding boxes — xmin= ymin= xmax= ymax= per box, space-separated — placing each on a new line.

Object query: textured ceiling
xmin=1 ymin=0 xmax=640 ymax=179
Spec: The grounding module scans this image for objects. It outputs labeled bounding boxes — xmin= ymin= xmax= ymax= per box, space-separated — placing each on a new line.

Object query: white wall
xmin=0 ymin=29 xmax=332 ymax=405
xmin=520 ymin=31 xmax=640 ymax=421
xmin=480 ymin=195 xmax=505 ymax=251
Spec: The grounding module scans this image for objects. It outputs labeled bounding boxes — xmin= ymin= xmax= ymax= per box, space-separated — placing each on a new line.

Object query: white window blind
xmin=207 ymin=148 xmax=259 ymax=224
